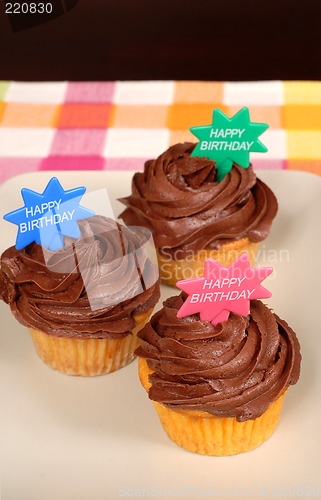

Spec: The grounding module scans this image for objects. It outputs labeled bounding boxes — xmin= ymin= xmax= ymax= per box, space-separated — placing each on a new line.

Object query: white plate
xmin=0 ymin=170 xmax=320 ymax=500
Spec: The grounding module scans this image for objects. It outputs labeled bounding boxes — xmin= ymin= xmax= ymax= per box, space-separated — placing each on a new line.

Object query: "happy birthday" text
xmin=190 ymin=277 xmax=255 ymax=303
xmin=19 ymin=199 xmax=75 ymax=233
xmin=200 ymin=127 xmax=253 ymax=152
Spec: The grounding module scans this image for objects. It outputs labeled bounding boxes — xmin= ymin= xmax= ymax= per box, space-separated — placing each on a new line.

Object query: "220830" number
xmin=5 ymin=3 xmax=53 ymax=14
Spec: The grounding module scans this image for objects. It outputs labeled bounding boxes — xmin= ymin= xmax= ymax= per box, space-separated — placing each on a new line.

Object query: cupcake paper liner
xmin=157 ymin=239 xmax=259 ymax=287
xmin=138 ymin=357 xmax=286 ymax=456
xmin=28 ymin=309 xmax=153 ymax=376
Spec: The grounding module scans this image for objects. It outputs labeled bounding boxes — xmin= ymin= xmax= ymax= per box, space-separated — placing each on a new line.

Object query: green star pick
xmin=190 ymin=107 xmax=269 ymax=181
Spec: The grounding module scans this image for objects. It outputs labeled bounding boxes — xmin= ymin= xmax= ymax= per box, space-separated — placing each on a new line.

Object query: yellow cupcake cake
xmin=0 ymin=215 xmax=160 ymax=376
xmin=120 ymin=142 xmax=278 ymax=286
xmin=136 ymin=293 xmax=301 ymax=455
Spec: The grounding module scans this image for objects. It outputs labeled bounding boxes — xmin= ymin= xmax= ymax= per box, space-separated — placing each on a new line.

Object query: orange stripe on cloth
xmin=56 ymin=103 xmax=112 ymax=128
xmin=166 ymin=103 xmax=228 ymax=130
xmin=228 ymin=105 xmax=282 ymax=129
xmin=282 ymin=105 xmax=321 ymax=130
xmin=287 ymin=159 xmax=321 ymax=176
xmin=0 ymin=103 xmax=59 ymax=127
xmin=110 ymin=104 xmax=167 ymax=128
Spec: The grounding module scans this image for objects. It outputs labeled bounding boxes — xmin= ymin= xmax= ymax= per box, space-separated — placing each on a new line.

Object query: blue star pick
xmin=3 ymin=177 xmax=95 ymax=251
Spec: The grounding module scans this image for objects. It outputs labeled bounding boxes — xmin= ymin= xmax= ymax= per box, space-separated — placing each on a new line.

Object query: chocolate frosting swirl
xmin=0 ymin=216 xmax=160 ymax=339
xmin=136 ymin=294 xmax=301 ymax=421
xmin=120 ymin=143 xmax=278 ymax=258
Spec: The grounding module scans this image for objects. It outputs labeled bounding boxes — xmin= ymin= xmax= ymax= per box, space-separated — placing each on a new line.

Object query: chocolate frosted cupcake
xmin=120 ymin=142 xmax=278 ymax=286
xmin=0 ymin=215 xmax=160 ymax=376
xmin=136 ymin=294 xmax=301 ymax=455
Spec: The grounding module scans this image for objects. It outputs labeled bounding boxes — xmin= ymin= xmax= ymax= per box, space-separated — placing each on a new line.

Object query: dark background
xmin=1 ymin=0 xmax=321 ymax=81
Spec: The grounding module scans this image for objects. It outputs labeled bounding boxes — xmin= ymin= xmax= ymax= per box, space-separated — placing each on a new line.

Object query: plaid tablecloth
xmin=0 ymin=80 xmax=321 ymax=184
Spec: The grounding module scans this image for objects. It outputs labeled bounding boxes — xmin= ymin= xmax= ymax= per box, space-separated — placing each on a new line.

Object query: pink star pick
xmin=176 ymin=253 xmax=273 ymax=326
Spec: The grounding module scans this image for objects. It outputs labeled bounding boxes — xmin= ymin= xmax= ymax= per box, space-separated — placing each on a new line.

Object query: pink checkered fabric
xmin=0 ymin=80 xmax=321 ymax=184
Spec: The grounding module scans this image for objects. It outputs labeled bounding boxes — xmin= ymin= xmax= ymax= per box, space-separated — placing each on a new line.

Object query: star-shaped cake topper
xmin=3 ymin=177 xmax=95 ymax=251
xmin=190 ymin=107 xmax=269 ymax=181
xmin=176 ymin=254 xmax=273 ymax=326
